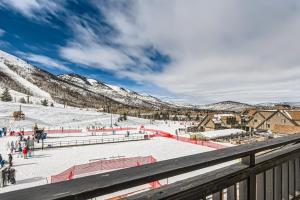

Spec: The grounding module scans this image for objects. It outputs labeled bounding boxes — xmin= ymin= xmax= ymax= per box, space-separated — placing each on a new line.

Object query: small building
xmin=196 ymin=113 xmax=239 ymax=131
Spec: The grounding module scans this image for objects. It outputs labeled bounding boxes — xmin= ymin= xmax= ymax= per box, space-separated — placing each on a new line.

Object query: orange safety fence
xmin=51 ymin=156 xmax=157 ymax=183
xmin=142 ymin=128 xmax=227 ymax=149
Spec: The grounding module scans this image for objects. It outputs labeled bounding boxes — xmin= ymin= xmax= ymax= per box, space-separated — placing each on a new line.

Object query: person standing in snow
xmin=0 ymin=154 xmax=3 ymax=168
xmin=8 ymin=154 xmax=12 ymax=167
xmin=18 ymin=142 xmax=22 ymax=158
xmin=23 ymin=147 xmax=28 ymax=159
xmin=10 ymin=141 xmax=14 ymax=153
xmin=6 ymin=141 xmax=10 ymax=152
xmin=15 ymin=141 xmax=18 ymax=152
xmin=3 ymin=127 xmax=6 ymax=136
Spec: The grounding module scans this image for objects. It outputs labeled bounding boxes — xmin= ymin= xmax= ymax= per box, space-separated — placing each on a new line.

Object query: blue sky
xmin=0 ymin=0 xmax=176 ymax=102
xmin=1 ymin=0 xmax=300 ymax=104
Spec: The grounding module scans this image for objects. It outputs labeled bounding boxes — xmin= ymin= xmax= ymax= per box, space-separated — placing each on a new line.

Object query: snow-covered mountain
xmin=196 ymin=101 xmax=254 ymax=112
xmin=0 ymin=50 xmax=174 ymax=109
xmin=58 ymin=74 xmax=174 ymax=109
xmin=2 ymin=50 xmax=294 ymax=112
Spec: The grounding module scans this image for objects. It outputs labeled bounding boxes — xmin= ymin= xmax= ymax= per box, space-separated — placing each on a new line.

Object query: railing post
xmin=282 ymin=162 xmax=289 ymax=200
xmin=212 ymin=191 xmax=222 ymax=200
xmin=295 ymin=158 xmax=300 ymax=196
xmin=242 ymin=153 xmax=256 ymax=200
xmin=227 ymin=185 xmax=236 ymax=200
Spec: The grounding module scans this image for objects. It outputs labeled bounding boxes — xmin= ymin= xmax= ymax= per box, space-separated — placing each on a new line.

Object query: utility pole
xmin=63 ymin=92 xmax=66 ymax=108
xmin=110 ymin=103 xmax=113 ymax=128
xmin=105 ymin=98 xmax=113 ymax=128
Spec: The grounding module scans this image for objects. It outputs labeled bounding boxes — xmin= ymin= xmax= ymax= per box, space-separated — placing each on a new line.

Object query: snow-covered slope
xmin=59 ymin=74 xmax=174 ymax=109
xmin=0 ymin=50 xmax=175 ymax=109
xmin=196 ymin=101 xmax=254 ymax=112
xmin=0 ymin=50 xmax=51 ymax=98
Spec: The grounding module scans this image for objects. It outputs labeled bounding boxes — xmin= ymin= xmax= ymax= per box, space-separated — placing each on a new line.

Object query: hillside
xmin=1 ymin=50 xmax=293 ymax=113
xmin=0 ymin=50 xmax=175 ymax=110
xmin=196 ymin=101 xmax=254 ymax=112
xmin=59 ymin=74 xmax=174 ymax=109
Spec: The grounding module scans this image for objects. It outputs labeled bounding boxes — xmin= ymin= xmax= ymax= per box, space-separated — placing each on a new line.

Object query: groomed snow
xmin=0 ymin=136 xmax=220 ymax=194
xmin=0 ymin=101 xmax=235 ymax=198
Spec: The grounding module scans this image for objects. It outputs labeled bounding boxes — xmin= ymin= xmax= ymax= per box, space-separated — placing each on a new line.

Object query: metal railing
xmin=1 ymin=134 xmax=300 ymax=200
xmin=34 ymin=135 xmax=149 ymax=149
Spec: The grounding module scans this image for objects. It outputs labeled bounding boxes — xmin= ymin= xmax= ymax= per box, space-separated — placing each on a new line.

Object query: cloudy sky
xmin=1 ymin=0 xmax=300 ymax=105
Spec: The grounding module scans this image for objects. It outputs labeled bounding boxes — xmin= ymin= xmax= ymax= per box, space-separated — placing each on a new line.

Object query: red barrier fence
xmin=51 ymin=156 xmax=157 ymax=183
xmin=142 ymin=128 xmax=227 ymax=149
xmin=13 ymin=127 xmax=135 ymax=136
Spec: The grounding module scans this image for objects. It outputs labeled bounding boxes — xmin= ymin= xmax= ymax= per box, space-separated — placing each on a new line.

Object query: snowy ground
xmin=0 ymin=102 xmax=235 ymax=198
xmin=0 ymin=135 xmax=230 ymax=194
xmin=0 ymin=101 xmax=184 ymax=132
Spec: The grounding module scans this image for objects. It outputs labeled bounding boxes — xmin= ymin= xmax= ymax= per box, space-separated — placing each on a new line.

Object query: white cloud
xmin=0 ymin=28 xmax=5 ymax=37
xmin=94 ymin=0 xmax=300 ymax=104
xmin=60 ymin=16 xmax=153 ymax=73
xmin=0 ymin=0 xmax=64 ymax=21
xmin=18 ymin=52 xmax=71 ymax=72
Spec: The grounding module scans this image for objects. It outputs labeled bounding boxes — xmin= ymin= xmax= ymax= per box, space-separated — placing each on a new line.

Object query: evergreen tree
xmin=173 ymin=114 xmax=178 ymax=121
xmin=1 ymin=88 xmax=12 ymax=102
xmin=50 ymin=102 xmax=54 ymax=107
xmin=41 ymin=99 xmax=48 ymax=106
xmin=123 ymin=112 xmax=127 ymax=121
xmin=195 ymin=114 xmax=200 ymax=121
xmin=154 ymin=112 xmax=160 ymax=120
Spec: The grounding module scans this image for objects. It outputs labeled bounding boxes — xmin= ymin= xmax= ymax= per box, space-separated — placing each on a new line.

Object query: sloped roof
xmin=272 ymin=124 xmax=300 ymax=134
xmin=259 ymin=111 xmax=274 ymax=119
xmin=247 ymin=109 xmax=257 ymax=117
xmin=285 ymin=110 xmax=300 ymax=121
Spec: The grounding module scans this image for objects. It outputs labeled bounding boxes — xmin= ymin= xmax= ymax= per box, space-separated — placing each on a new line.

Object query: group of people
xmin=7 ymin=136 xmax=34 ymax=159
xmin=0 ymin=154 xmax=15 ymax=187
xmin=0 ymin=125 xmax=43 ymax=188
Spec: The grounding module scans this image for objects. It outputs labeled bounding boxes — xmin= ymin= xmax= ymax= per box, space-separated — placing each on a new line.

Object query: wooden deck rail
xmin=1 ymin=134 xmax=300 ymax=200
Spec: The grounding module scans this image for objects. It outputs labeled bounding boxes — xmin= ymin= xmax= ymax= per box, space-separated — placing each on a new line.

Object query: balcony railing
xmin=1 ymin=134 xmax=300 ymax=200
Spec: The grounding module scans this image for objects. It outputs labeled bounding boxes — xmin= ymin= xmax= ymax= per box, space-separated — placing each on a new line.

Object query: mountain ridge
xmin=1 ymin=50 xmax=299 ymax=112
xmin=0 ymin=50 xmax=176 ymax=110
